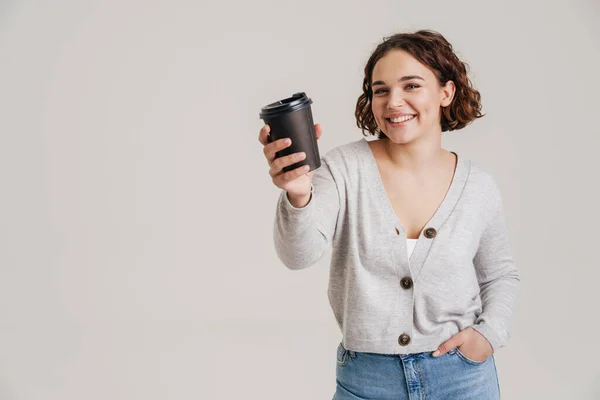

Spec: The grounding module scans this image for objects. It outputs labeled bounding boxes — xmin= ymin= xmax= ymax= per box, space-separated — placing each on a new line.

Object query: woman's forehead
xmin=373 ymin=53 xmax=433 ymax=82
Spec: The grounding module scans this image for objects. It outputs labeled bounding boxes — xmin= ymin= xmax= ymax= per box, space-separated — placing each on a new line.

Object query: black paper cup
xmin=259 ymin=92 xmax=321 ymax=173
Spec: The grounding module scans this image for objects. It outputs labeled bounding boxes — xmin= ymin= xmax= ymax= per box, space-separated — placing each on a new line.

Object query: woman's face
xmin=370 ymin=49 xmax=455 ymax=142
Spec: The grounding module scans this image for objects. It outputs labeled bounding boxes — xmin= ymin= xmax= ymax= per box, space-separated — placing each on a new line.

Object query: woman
xmin=258 ymin=29 xmax=519 ymax=400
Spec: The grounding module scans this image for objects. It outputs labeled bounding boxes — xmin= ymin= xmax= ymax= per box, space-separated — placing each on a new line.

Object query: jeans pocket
xmin=336 ymin=342 xmax=347 ymax=366
xmin=337 ymin=342 xmax=355 ymax=367
xmin=455 ymin=347 xmax=488 ymax=366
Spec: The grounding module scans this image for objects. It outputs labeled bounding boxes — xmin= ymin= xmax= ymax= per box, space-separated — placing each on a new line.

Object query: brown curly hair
xmin=355 ymin=29 xmax=484 ymax=139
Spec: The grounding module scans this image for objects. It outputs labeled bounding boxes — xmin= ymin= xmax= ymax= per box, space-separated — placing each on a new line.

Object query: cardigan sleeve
xmin=470 ymin=183 xmax=520 ymax=352
xmin=272 ymin=157 xmax=340 ymax=270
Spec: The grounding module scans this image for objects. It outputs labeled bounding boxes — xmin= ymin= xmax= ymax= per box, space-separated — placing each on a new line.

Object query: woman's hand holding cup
xmin=259 ymin=123 xmax=323 ymax=208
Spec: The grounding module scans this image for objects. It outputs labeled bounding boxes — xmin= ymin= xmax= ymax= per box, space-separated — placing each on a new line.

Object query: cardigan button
xmin=424 ymin=227 xmax=437 ymax=238
xmin=400 ymin=277 xmax=413 ymax=289
xmin=398 ymin=334 xmax=411 ymax=346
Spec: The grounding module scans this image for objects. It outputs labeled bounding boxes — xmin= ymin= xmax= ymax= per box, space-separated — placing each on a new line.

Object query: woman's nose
xmin=387 ymin=88 xmax=405 ymax=108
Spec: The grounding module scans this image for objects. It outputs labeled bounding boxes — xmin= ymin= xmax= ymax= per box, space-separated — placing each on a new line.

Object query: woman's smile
xmin=386 ymin=114 xmax=417 ymax=128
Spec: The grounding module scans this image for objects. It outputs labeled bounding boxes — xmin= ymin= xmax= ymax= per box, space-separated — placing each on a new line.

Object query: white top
xmin=406 ymin=238 xmax=418 ymax=258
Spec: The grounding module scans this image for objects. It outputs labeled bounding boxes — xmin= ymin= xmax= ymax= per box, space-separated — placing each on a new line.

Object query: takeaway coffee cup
xmin=259 ymin=92 xmax=321 ymax=173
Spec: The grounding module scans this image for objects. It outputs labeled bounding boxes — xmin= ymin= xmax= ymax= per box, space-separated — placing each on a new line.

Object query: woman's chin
xmin=384 ymin=131 xmax=417 ymax=144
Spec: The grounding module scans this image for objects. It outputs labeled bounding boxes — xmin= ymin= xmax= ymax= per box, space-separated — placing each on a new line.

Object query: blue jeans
xmin=334 ymin=342 xmax=500 ymax=399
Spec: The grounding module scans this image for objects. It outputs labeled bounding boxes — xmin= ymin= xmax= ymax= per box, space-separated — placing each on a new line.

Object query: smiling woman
xmin=355 ymin=30 xmax=484 ymax=140
xmin=267 ymin=28 xmax=518 ymax=400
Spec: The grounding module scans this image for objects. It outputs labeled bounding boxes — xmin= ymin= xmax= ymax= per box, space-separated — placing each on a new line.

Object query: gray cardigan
xmin=273 ymin=138 xmax=520 ymax=355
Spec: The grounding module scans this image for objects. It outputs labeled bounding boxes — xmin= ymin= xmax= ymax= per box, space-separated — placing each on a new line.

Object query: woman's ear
xmin=440 ymin=80 xmax=456 ymax=108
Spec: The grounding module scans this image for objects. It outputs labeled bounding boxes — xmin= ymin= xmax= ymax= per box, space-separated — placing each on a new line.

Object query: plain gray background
xmin=1 ymin=0 xmax=599 ymax=398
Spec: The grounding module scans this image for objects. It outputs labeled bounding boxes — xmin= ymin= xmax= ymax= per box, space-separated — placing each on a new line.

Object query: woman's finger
xmin=263 ymin=137 xmax=292 ymax=164
xmin=269 ymin=151 xmax=306 ymax=177
xmin=258 ymin=125 xmax=271 ymax=146
xmin=272 ymin=164 xmax=311 ymax=186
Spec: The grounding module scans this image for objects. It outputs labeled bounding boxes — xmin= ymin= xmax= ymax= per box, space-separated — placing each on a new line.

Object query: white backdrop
xmin=1 ymin=0 xmax=599 ymax=398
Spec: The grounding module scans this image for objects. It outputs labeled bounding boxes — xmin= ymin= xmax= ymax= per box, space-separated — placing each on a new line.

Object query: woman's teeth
xmin=389 ymin=115 xmax=416 ymax=123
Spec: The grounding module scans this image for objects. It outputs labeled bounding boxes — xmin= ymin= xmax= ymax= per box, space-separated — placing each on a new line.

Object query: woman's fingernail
xmin=432 ymin=350 xmax=440 ymax=357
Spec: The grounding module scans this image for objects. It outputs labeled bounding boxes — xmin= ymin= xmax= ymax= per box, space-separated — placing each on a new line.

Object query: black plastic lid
xmin=259 ymin=92 xmax=313 ymax=119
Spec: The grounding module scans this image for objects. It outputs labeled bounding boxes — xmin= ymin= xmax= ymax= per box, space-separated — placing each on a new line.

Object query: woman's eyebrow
xmin=372 ymin=75 xmax=424 ymax=87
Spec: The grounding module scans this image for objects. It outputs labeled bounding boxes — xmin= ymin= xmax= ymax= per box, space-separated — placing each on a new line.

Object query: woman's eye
xmin=374 ymin=84 xmax=419 ymax=94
